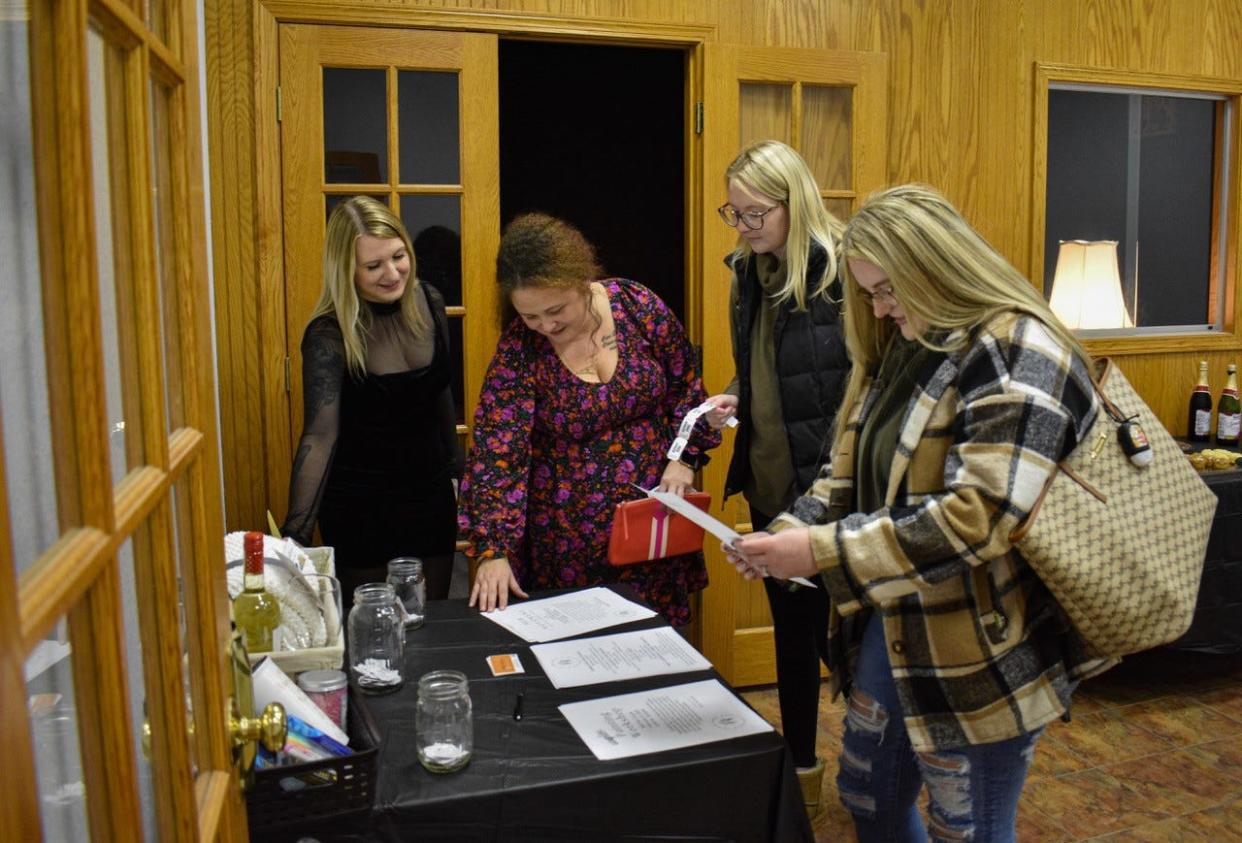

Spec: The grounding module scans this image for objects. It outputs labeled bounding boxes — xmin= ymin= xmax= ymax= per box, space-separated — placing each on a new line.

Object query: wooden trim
xmin=255 ymin=1 xmax=292 ymax=528
xmin=731 ymin=626 xmax=830 ymax=688
xmin=20 ymin=529 xmax=112 ymax=654
xmin=69 ymin=567 xmax=144 ymax=841
xmin=0 ymin=418 xmax=40 ymax=843
xmin=131 ymin=501 xmax=199 ymax=840
xmin=259 ymin=0 xmax=716 ymax=44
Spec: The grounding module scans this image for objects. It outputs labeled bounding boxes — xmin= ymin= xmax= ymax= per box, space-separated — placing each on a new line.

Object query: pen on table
xmin=513 ymin=692 xmax=525 ymax=722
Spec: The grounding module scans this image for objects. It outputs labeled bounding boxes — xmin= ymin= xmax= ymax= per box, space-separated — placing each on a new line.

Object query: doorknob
xmin=229 ymin=628 xmax=288 ymax=786
xmin=230 ymin=700 xmax=287 ymax=754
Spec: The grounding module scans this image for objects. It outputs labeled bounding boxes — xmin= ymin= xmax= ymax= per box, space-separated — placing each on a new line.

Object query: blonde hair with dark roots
xmin=725 ymin=139 xmax=843 ymax=311
xmin=311 ymin=196 xmax=429 ymax=378
xmin=835 ymin=183 xmax=1092 ymax=451
xmin=495 ymin=212 xmax=603 ymax=327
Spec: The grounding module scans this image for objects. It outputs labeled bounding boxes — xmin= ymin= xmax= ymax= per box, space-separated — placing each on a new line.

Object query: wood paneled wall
xmin=207 ymin=0 xmax=1242 ymax=533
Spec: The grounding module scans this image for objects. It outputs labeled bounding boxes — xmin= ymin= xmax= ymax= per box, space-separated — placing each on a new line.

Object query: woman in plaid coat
xmin=728 ymin=184 xmax=1114 ymax=842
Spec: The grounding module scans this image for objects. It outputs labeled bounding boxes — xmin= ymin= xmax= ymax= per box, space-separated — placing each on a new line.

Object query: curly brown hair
xmin=496 ymin=213 xmax=603 ymax=326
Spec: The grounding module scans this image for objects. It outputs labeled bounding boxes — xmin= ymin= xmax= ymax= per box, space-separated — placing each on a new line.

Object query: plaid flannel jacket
xmin=772 ymin=312 xmax=1115 ymax=751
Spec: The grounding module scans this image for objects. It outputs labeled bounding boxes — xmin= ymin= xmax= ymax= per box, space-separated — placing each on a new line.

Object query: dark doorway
xmin=499 ymin=40 xmax=686 ymax=318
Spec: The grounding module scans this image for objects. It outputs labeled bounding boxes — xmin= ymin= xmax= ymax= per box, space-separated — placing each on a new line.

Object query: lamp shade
xmin=1048 ymin=240 xmax=1133 ymax=330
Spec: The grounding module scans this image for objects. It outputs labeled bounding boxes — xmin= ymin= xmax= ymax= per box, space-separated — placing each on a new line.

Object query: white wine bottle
xmin=234 ymin=531 xmax=280 ymax=653
xmin=1218 ymin=363 xmax=1241 ymax=447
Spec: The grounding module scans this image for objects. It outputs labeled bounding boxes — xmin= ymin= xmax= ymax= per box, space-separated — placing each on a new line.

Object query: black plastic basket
xmin=245 ymin=687 xmax=379 ymax=838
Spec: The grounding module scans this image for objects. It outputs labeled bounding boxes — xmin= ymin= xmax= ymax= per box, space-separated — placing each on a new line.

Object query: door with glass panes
xmin=698 ymin=44 xmax=887 ymax=684
xmin=3 ymin=0 xmax=246 ymax=839
xmin=278 ymin=24 xmax=500 ymax=503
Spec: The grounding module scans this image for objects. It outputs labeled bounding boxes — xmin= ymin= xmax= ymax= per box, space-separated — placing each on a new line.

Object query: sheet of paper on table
xmin=558 ymin=678 xmax=774 ymax=761
xmin=530 ymin=626 xmax=713 ymax=689
xmin=644 ymin=488 xmax=818 ymax=589
xmin=480 ymin=586 xmax=658 ymax=643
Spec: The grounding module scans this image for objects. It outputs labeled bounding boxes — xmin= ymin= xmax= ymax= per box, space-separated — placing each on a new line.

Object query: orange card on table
xmin=486 ymin=653 xmax=525 ymax=676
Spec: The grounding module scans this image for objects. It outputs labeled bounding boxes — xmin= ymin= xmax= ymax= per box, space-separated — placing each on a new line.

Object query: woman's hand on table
xmin=724 ymin=528 xmax=817 ymax=581
xmin=658 ymin=460 xmax=695 ymax=496
xmin=469 ymin=556 xmax=528 ymax=612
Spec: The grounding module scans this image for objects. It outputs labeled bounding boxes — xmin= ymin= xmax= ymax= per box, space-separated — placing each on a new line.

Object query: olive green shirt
xmin=743 ymin=254 xmax=799 ymax=516
xmin=855 ymin=337 xmax=936 ymax=514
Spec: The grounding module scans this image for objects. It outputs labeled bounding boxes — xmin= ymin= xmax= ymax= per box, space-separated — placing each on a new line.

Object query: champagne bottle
xmin=234 ymin=531 xmax=280 ymax=653
xmin=1188 ymin=360 xmax=1212 ymax=443
xmin=1218 ymin=363 xmax=1241 ymax=447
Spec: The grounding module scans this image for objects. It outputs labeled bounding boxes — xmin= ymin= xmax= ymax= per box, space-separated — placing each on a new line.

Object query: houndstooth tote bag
xmin=1011 ymin=358 xmax=1217 ymax=658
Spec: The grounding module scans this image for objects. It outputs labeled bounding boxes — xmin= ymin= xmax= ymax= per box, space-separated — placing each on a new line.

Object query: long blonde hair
xmin=311 ymin=196 xmax=429 ymax=377
xmin=835 ymin=183 xmax=1092 ymax=450
xmin=725 ymin=140 xmax=843 ymax=310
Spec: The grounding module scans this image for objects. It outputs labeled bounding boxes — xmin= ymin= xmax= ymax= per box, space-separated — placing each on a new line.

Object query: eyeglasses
xmin=856 ymin=285 xmax=897 ymax=306
xmin=718 ymin=203 xmax=780 ymax=230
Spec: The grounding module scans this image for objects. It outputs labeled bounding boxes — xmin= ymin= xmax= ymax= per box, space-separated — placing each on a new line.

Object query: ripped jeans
xmin=836 ymin=614 xmax=1042 ymax=843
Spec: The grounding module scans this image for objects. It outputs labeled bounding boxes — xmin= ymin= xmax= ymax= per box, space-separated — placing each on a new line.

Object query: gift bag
xmin=607 ymin=492 xmax=711 ymax=566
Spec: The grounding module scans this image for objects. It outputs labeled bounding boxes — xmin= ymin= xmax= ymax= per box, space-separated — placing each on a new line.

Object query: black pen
xmin=513 ymin=692 xmax=525 ymax=721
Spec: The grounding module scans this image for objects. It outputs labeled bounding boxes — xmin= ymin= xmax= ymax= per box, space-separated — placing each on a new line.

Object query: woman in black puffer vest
xmin=706 ymin=140 xmax=850 ymax=819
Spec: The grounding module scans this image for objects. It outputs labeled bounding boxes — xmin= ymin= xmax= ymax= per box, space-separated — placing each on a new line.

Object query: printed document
xmin=645 ymin=488 xmax=818 ymax=588
xmin=531 ymin=627 xmax=712 ymax=688
xmin=481 ymin=587 xmax=657 ymax=642
xmin=559 ymin=679 xmax=774 ymax=760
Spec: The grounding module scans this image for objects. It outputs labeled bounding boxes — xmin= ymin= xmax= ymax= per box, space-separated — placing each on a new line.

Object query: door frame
xmin=207 ymin=1 xmax=713 ymax=528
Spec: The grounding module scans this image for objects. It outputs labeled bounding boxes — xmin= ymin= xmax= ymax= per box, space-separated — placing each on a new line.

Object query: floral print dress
xmin=458 ymin=279 xmax=721 ymax=626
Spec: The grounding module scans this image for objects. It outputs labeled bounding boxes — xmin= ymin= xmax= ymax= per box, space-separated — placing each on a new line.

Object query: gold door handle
xmin=230 ymin=700 xmax=287 ymax=753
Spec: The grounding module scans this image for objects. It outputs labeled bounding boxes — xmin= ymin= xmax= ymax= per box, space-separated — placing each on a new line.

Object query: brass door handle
xmin=230 ymin=700 xmax=287 ymax=753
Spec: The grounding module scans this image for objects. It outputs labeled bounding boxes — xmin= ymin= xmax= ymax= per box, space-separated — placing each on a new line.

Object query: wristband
xmin=667 ymin=401 xmax=738 ymax=461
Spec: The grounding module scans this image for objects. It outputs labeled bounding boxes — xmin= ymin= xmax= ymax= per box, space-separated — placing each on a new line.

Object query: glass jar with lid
xmin=415 ymin=670 xmax=473 ymax=772
xmin=347 ymin=583 xmax=404 ymax=693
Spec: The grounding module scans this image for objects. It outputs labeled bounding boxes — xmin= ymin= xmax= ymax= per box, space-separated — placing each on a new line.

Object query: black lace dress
xmin=281 ymin=283 xmax=461 ymax=604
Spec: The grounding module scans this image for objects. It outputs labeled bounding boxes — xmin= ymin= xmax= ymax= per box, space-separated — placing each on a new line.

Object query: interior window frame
xmin=1032 ymin=63 xmax=1242 ymax=355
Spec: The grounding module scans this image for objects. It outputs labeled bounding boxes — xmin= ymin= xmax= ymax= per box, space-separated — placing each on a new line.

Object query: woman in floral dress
xmin=459 ymin=213 xmax=720 ymax=626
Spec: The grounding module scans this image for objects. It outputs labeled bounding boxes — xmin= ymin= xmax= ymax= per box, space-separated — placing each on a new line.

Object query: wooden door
xmin=277 ymin=24 xmax=501 ymax=511
xmin=4 ymin=0 xmax=244 ymax=840
xmin=698 ymin=44 xmax=888 ymax=685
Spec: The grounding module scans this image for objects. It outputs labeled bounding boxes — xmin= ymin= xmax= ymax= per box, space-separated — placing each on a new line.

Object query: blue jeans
xmin=836 ymin=613 xmax=1042 ymax=843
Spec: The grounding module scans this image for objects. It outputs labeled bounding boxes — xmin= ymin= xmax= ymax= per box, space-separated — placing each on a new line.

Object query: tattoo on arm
xmin=600 ymin=332 xmax=617 ymax=351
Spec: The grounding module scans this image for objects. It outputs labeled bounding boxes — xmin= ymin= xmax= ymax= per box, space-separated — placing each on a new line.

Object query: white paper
xmin=531 ymin=627 xmax=713 ymax=689
xmin=644 ymin=488 xmax=817 ymax=588
xmin=558 ymin=679 xmax=773 ymax=760
xmin=481 ymin=587 xmax=658 ymax=643
xmin=251 ymin=657 xmax=350 ymax=745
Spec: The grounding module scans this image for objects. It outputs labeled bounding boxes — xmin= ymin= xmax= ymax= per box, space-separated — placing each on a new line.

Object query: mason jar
xmin=347 ymin=583 xmax=404 ymax=693
xmin=415 ymin=670 xmax=472 ymax=772
xmin=386 ymin=557 xmax=426 ymax=629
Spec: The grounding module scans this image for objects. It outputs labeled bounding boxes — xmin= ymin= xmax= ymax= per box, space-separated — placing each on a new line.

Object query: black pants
xmin=753 ymin=506 xmax=832 ymax=769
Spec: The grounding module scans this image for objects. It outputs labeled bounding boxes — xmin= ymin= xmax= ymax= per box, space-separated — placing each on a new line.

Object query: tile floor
xmin=741 ymin=647 xmax=1242 ymax=841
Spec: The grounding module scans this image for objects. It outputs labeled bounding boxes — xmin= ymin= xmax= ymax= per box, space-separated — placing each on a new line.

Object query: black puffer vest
xmin=724 ymin=244 xmax=850 ymax=501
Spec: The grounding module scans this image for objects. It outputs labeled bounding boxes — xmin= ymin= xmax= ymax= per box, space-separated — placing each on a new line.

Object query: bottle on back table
xmin=1218 ymin=364 xmax=1241 ymax=447
xmin=1189 ymin=360 xmax=1212 ymax=443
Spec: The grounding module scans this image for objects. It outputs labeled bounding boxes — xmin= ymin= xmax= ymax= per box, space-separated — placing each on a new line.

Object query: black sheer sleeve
xmin=281 ymin=316 xmax=345 ymax=545
xmin=425 ymin=283 xmax=463 ymax=477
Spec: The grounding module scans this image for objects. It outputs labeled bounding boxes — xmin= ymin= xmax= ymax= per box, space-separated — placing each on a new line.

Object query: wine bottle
xmin=1188 ymin=360 xmax=1212 ymax=443
xmin=234 ymin=531 xmax=280 ymax=653
xmin=1218 ymin=363 xmax=1241 ymax=447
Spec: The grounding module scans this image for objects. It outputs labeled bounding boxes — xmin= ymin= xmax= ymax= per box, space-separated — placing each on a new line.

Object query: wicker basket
xmin=245 ymin=687 xmax=378 ymax=839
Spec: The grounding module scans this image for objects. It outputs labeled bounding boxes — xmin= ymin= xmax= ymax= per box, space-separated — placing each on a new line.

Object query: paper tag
xmin=486 ymin=653 xmax=525 ymax=676
xmin=667 ymin=401 xmax=739 ymax=461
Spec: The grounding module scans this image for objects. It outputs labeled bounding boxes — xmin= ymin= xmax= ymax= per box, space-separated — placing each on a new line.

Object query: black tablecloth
xmin=1169 ymin=466 xmax=1242 ymax=653
xmin=304 ymin=586 xmax=812 ymax=842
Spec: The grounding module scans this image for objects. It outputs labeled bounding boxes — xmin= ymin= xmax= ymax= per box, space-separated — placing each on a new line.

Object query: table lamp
xmin=1048 ymin=240 xmax=1134 ymax=329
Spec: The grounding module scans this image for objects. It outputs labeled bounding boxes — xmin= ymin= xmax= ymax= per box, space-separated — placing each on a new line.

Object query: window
xmin=1035 ymin=66 xmax=1241 ymax=340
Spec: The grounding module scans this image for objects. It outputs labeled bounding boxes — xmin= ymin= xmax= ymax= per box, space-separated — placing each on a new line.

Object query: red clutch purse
xmin=606 ymin=492 xmax=712 ymax=566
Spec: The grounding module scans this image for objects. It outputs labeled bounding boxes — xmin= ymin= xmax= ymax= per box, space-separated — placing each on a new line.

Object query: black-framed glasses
xmin=856 ymin=285 xmax=897 ymax=306
xmin=718 ymin=203 xmax=779 ymax=230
